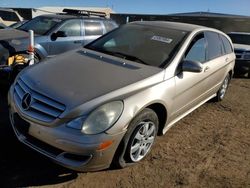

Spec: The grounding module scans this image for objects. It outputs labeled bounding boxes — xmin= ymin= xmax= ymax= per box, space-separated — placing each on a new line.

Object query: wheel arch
xmin=34 ymin=44 xmax=48 ymax=60
xmin=228 ymin=69 xmax=233 ymax=80
xmin=145 ymin=103 xmax=168 ymax=136
xmin=111 ymin=102 xmax=168 ymax=168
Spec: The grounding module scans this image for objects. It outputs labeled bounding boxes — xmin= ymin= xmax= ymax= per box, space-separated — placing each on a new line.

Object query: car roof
xmin=130 ymin=21 xmax=208 ymax=32
xmin=39 ymin=13 xmax=110 ymax=21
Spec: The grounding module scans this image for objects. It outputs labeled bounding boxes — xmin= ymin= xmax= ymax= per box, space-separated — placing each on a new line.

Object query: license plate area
xmin=13 ymin=113 xmax=30 ymax=136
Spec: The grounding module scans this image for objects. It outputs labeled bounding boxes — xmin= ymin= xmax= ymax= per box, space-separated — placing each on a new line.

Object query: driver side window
xmin=185 ymin=33 xmax=206 ymax=63
xmin=58 ymin=19 xmax=81 ymax=37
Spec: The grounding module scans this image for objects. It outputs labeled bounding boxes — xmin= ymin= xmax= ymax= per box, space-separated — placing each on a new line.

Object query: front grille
xmin=14 ymin=77 xmax=66 ymax=123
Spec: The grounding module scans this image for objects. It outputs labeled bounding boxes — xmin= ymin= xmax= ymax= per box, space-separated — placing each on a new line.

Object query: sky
xmin=0 ymin=0 xmax=250 ymax=16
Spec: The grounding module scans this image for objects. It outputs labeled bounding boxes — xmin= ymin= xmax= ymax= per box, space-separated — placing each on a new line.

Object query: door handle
xmin=204 ymin=66 xmax=210 ymax=72
xmin=74 ymin=41 xmax=82 ymax=44
xmin=225 ymin=57 xmax=229 ymax=62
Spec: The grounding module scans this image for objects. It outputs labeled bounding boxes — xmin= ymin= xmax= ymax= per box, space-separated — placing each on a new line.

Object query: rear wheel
xmin=214 ymin=73 xmax=230 ymax=101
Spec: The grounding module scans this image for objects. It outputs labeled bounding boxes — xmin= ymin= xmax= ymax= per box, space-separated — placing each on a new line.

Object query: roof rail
xmin=62 ymin=9 xmax=107 ymax=17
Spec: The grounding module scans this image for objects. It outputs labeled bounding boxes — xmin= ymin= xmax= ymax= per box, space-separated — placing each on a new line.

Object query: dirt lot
xmin=0 ymin=78 xmax=249 ymax=188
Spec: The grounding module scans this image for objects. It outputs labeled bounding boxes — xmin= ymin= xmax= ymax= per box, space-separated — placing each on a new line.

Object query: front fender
xmin=10 ymin=44 xmax=48 ymax=60
xmin=9 ymin=40 xmax=48 ymax=60
xmin=0 ymin=36 xmax=50 ymax=65
xmin=34 ymin=43 xmax=48 ymax=60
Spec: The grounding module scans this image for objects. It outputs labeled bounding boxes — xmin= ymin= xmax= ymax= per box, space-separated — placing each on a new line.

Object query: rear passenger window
xmin=185 ymin=33 xmax=206 ymax=63
xmin=206 ymin=31 xmax=223 ymax=60
xmin=220 ymin=35 xmax=233 ymax=54
xmin=84 ymin=21 xmax=103 ymax=36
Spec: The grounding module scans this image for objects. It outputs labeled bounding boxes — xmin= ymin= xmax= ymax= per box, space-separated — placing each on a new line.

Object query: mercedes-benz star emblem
xmin=21 ymin=93 xmax=32 ymax=110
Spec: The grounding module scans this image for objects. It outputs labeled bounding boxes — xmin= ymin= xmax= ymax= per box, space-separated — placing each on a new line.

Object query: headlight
xmin=66 ymin=101 xmax=123 ymax=134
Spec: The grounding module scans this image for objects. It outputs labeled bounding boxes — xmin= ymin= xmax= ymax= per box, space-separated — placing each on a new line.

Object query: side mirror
xmin=51 ymin=31 xmax=67 ymax=41
xmin=182 ymin=60 xmax=203 ymax=73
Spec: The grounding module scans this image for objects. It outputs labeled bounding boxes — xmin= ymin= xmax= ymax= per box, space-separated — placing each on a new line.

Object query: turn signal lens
xmin=97 ymin=140 xmax=113 ymax=151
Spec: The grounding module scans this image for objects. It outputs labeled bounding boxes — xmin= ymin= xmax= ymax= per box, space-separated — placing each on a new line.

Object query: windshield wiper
xmin=107 ymin=51 xmax=148 ymax=65
xmin=85 ymin=47 xmax=148 ymax=65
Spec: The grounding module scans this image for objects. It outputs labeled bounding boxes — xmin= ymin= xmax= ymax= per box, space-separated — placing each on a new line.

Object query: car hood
xmin=20 ymin=49 xmax=164 ymax=114
xmin=233 ymin=43 xmax=250 ymax=51
xmin=0 ymin=28 xmax=29 ymax=40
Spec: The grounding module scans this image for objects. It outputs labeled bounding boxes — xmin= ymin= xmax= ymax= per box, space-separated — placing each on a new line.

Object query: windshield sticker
xmin=151 ymin=36 xmax=173 ymax=44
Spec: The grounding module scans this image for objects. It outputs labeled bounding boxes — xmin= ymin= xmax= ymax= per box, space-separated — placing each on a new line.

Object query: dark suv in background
xmin=0 ymin=9 xmax=118 ymax=66
xmin=228 ymin=32 xmax=250 ymax=77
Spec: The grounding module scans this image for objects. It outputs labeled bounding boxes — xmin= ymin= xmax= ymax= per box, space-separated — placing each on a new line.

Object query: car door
xmin=48 ymin=19 xmax=83 ymax=56
xmin=202 ymin=31 xmax=232 ymax=97
xmin=172 ymin=32 xmax=209 ymax=119
xmin=82 ymin=20 xmax=105 ymax=45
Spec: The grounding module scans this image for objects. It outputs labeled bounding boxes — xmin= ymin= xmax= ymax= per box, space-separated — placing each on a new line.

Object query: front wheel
xmin=112 ymin=108 xmax=158 ymax=168
xmin=128 ymin=120 xmax=157 ymax=162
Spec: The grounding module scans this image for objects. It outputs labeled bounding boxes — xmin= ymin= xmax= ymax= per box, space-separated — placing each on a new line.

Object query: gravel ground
xmin=0 ymin=78 xmax=249 ymax=188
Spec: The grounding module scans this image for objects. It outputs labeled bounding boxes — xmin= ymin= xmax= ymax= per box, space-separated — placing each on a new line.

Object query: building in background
xmin=111 ymin=12 xmax=250 ymax=33
xmin=1 ymin=6 xmax=250 ymax=33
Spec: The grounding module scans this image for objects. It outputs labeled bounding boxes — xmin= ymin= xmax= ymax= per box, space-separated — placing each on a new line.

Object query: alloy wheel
xmin=219 ymin=76 xmax=229 ymax=99
xmin=129 ymin=121 xmax=156 ymax=162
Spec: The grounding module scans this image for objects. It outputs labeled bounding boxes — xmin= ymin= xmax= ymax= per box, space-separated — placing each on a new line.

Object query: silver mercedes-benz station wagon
xmin=9 ymin=21 xmax=235 ymax=171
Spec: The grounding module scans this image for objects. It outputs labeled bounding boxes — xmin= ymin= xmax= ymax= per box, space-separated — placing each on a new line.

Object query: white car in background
xmin=0 ymin=8 xmax=23 ymax=26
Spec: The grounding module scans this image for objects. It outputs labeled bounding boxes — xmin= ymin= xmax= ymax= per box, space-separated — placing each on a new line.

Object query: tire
xmin=214 ymin=73 xmax=230 ymax=102
xmin=112 ymin=108 xmax=158 ymax=168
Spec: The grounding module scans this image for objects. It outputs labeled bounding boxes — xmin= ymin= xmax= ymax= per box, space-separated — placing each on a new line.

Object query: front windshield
xmin=86 ymin=24 xmax=188 ymax=67
xmin=228 ymin=33 xmax=250 ymax=45
xmin=18 ymin=16 xmax=62 ymax=35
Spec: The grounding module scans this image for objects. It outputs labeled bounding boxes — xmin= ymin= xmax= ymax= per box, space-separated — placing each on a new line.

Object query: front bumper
xmin=9 ymin=94 xmax=126 ymax=172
